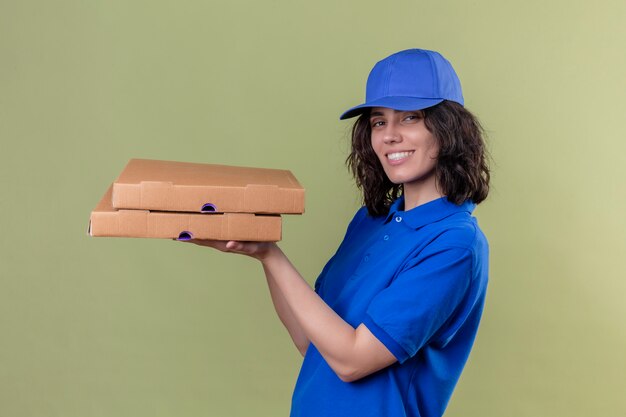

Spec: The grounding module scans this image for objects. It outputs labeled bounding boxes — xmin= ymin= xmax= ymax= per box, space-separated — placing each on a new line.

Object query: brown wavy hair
xmin=346 ymin=100 xmax=490 ymax=216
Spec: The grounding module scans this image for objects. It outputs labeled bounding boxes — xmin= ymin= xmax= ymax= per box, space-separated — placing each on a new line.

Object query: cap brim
xmin=339 ymin=96 xmax=445 ymax=120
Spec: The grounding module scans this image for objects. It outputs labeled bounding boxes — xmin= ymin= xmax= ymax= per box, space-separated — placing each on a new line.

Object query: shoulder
xmin=344 ymin=206 xmax=373 ymax=236
xmin=428 ymin=211 xmax=488 ymax=256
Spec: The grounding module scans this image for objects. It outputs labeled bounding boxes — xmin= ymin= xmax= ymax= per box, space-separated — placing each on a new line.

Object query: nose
xmin=383 ymin=122 xmax=401 ymax=144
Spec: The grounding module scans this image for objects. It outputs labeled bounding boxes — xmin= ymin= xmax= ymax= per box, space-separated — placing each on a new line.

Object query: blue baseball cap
xmin=339 ymin=48 xmax=464 ymax=120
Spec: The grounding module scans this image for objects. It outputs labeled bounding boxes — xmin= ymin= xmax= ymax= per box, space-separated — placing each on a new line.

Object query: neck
xmin=402 ymin=176 xmax=443 ymax=211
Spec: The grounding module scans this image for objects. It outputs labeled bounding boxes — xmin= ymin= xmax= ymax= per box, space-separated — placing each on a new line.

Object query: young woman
xmin=185 ymin=49 xmax=490 ymax=417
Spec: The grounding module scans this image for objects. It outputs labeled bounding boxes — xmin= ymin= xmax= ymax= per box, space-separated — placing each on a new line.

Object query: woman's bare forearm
xmin=184 ymin=239 xmax=395 ymax=381
xmin=260 ymin=245 xmax=396 ymax=382
xmin=263 ymin=263 xmax=310 ymax=356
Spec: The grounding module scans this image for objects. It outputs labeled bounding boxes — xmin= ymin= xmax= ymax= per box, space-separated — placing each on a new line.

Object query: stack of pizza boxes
xmin=89 ymin=159 xmax=305 ymax=241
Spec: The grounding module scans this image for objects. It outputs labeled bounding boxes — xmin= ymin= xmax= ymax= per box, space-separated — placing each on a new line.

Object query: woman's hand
xmin=182 ymin=239 xmax=278 ymax=263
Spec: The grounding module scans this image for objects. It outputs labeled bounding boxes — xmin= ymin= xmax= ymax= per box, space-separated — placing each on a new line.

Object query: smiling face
xmin=369 ymin=107 xmax=442 ymax=207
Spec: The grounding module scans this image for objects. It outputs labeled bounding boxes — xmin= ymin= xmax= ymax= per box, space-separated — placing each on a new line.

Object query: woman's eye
xmin=371 ymin=120 xmax=384 ymax=127
xmin=404 ymin=114 xmax=419 ymax=122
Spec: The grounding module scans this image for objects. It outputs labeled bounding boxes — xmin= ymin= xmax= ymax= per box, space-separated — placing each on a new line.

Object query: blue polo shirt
xmin=290 ymin=196 xmax=489 ymax=417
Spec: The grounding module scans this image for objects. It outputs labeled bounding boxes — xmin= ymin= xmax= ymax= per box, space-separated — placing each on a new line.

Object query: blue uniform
xmin=290 ymin=196 xmax=489 ymax=417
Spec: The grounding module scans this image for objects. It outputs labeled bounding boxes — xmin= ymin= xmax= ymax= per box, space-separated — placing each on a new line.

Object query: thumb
xmin=225 ymin=241 xmax=258 ymax=254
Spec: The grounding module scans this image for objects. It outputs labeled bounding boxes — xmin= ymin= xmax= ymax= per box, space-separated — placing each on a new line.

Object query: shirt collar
xmin=385 ymin=196 xmax=476 ymax=229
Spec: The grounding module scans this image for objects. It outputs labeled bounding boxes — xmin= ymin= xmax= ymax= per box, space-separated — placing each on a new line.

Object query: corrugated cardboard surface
xmin=112 ymin=159 xmax=305 ymax=214
xmin=90 ymin=186 xmax=282 ymax=241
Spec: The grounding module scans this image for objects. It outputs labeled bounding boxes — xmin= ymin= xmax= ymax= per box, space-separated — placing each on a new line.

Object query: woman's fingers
xmin=225 ymin=241 xmax=246 ymax=251
xmin=178 ymin=238 xmax=275 ymax=261
xmin=184 ymin=239 xmax=230 ymax=251
xmin=225 ymin=241 xmax=267 ymax=257
xmin=182 ymin=239 xmax=261 ymax=256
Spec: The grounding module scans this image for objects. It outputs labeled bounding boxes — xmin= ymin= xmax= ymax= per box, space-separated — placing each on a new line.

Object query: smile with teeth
xmin=387 ymin=151 xmax=414 ymax=161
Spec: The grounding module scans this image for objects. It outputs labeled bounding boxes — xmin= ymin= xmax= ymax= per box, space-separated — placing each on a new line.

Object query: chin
xmin=387 ymin=177 xmax=406 ymax=185
xmin=386 ymin=172 xmax=421 ymax=185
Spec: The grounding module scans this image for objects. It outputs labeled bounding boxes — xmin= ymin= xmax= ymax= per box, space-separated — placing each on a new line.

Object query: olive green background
xmin=1 ymin=1 xmax=625 ymax=416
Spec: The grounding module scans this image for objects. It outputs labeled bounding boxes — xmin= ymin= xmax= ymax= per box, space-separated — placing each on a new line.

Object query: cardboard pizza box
xmin=89 ymin=186 xmax=282 ymax=241
xmin=111 ymin=159 xmax=305 ymax=214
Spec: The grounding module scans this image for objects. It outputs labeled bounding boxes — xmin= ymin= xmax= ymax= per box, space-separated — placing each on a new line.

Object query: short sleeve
xmin=314 ymin=206 xmax=369 ymax=297
xmin=363 ymin=246 xmax=473 ymax=363
xmin=314 ymin=255 xmax=335 ymax=296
